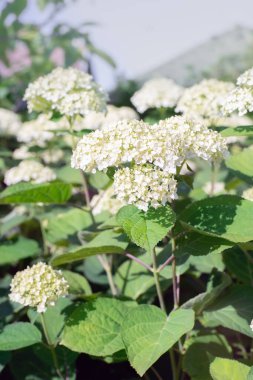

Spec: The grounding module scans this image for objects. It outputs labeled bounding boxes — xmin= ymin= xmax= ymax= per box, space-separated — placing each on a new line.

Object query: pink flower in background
xmin=50 ymin=47 xmax=65 ymax=66
xmin=0 ymin=42 xmax=31 ymax=77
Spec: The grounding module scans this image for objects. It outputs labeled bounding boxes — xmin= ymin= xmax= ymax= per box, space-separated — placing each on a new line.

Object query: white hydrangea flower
xmin=242 ymin=187 xmax=253 ymax=201
xmin=222 ymin=87 xmax=253 ymax=116
xmin=0 ymin=108 xmax=22 ymax=135
xmin=4 ymin=160 xmax=56 ymax=185
xmin=113 ymin=165 xmax=178 ymax=211
xmin=24 ymin=67 xmax=108 ymax=117
xmin=90 ymin=186 xmax=125 ymax=215
xmin=9 ymin=262 xmax=69 ymax=313
xmin=176 ymin=79 xmax=235 ymax=122
xmin=71 ymin=117 xmax=228 ymax=175
xmin=79 ymin=105 xmax=139 ymax=130
xmin=17 ymin=114 xmax=60 ymax=147
xmin=13 ymin=146 xmax=34 ymax=160
xmin=131 ymin=77 xmax=184 ymax=113
xmin=40 ymin=149 xmax=64 ymax=164
xmin=237 ymin=67 xmax=253 ymax=87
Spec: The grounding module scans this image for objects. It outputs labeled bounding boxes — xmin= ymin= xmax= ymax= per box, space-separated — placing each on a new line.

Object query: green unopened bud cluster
xmin=9 ymin=262 xmax=69 ymax=313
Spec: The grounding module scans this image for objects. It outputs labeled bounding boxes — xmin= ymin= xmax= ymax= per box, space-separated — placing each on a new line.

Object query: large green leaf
xmin=51 ymin=230 xmax=129 ymax=266
xmin=210 ymin=357 xmax=250 ymax=380
xmin=0 ymin=182 xmax=72 ymax=204
xmin=175 ymin=232 xmax=233 ymax=257
xmin=121 ymin=306 xmax=195 ymax=376
xmin=183 ymin=334 xmax=231 ymax=380
xmin=56 ymin=166 xmax=83 ymax=184
xmin=189 ymin=252 xmax=225 ymax=273
xmin=225 ymin=148 xmax=253 ymax=179
xmin=179 ymin=195 xmax=253 ymax=243
xmin=202 ymin=285 xmax=253 ymax=337
xmin=0 ymin=238 xmax=39 ymax=265
xmin=61 ymin=298 xmax=134 ymax=356
xmin=182 ymin=272 xmax=231 ymax=315
xmin=220 ymin=125 xmax=253 ymax=137
xmin=42 ymin=207 xmax=92 ymax=243
xmin=62 ymin=270 xmax=92 ymax=296
xmin=223 ymin=247 xmax=253 ymax=284
xmin=0 ymin=322 xmax=42 ymax=350
xmin=117 ymin=205 xmax=176 ymax=252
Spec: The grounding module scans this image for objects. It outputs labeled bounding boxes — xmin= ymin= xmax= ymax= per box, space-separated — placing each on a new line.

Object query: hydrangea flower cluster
xmin=0 ymin=108 xmax=22 ymax=135
xmin=223 ymin=68 xmax=253 ymax=115
xmin=114 ymin=165 xmax=178 ymax=211
xmin=9 ymin=262 xmax=69 ymax=313
xmin=40 ymin=149 xmax=64 ymax=164
xmin=4 ymin=160 xmax=56 ymax=185
xmin=80 ymin=105 xmax=139 ymax=130
xmin=17 ymin=114 xmax=59 ymax=147
xmin=176 ymin=79 xmax=235 ymax=124
xmin=72 ymin=116 xmax=228 ymax=210
xmin=24 ymin=67 xmax=108 ymax=117
xmin=13 ymin=145 xmax=34 ymax=160
xmin=131 ymin=78 xmax=184 ymax=113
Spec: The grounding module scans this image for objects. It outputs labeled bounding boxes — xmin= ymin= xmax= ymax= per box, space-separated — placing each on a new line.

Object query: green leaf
xmin=28 ymin=298 xmax=72 ymax=345
xmin=0 ymin=322 xmax=42 ymax=350
xmin=42 ymin=207 xmax=92 ymax=243
xmin=88 ymin=171 xmax=111 ymax=190
xmin=248 ymin=368 xmax=253 ymax=380
xmin=183 ymin=334 xmax=231 ymax=380
xmin=225 ymin=148 xmax=253 ymax=180
xmin=0 ymin=182 xmax=72 ymax=204
xmin=51 ymin=230 xmax=129 ymax=266
xmin=62 ymin=270 xmax=92 ymax=296
xmin=0 ymin=238 xmax=39 ymax=265
xmin=175 ymin=232 xmax=233 ymax=257
xmin=223 ymin=247 xmax=253 ymax=284
xmin=117 ymin=205 xmax=176 ymax=252
xmin=56 ymin=166 xmax=83 ymax=185
xmin=189 ymin=252 xmax=225 ymax=273
xmin=182 ymin=272 xmax=231 ymax=315
xmin=179 ymin=195 xmax=253 ymax=243
xmin=220 ymin=125 xmax=253 ymax=137
xmin=61 ymin=298 xmax=134 ymax=356
xmin=121 ymin=306 xmax=195 ymax=376
xmin=202 ymin=285 xmax=253 ymax=337
xmin=210 ymin=357 xmax=250 ymax=380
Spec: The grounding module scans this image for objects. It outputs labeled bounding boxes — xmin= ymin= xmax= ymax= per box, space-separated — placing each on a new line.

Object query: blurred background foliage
xmin=0 ymin=0 xmax=116 ymax=112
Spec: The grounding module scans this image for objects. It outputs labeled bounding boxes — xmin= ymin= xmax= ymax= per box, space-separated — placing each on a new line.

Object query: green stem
xmin=151 ymin=248 xmax=166 ymax=313
xmin=97 ymin=255 xmax=118 ymax=296
xmin=210 ymin=163 xmax=219 ymax=196
xmin=169 ymin=349 xmax=178 ymax=380
xmin=40 ymin=314 xmax=64 ymax=379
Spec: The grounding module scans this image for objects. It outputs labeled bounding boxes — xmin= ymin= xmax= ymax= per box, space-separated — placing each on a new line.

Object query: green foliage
xmin=226 ymin=148 xmax=253 ymax=180
xmin=121 ymin=306 xmax=195 ymax=376
xmin=117 ymin=204 xmax=176 ymax=252
xmin=0 ymin=238 xmax=39 ymax=265
xmin=61 ymin=298 xmax=134 ymax=356
xmin=51 ymin=230 xmax=129 ymax=266
xmin=183 ymin=334 xmax=231 ymax=380
xmin=179 ymin=195 xmax=253 ymax=243
xmin=0 ymin=182 xmax=72 ymax=204
xmin=202 ymin=285 xmax=253 ymax=337
xmin=0 ymin=323 xmax=42 ymax=350
xmin=210 ymin=357 xmax=250 ymax=380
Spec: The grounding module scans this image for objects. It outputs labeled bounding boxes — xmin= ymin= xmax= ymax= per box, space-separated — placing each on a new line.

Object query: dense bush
xmin=1 ymin=64 xmax=253 ymax=380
